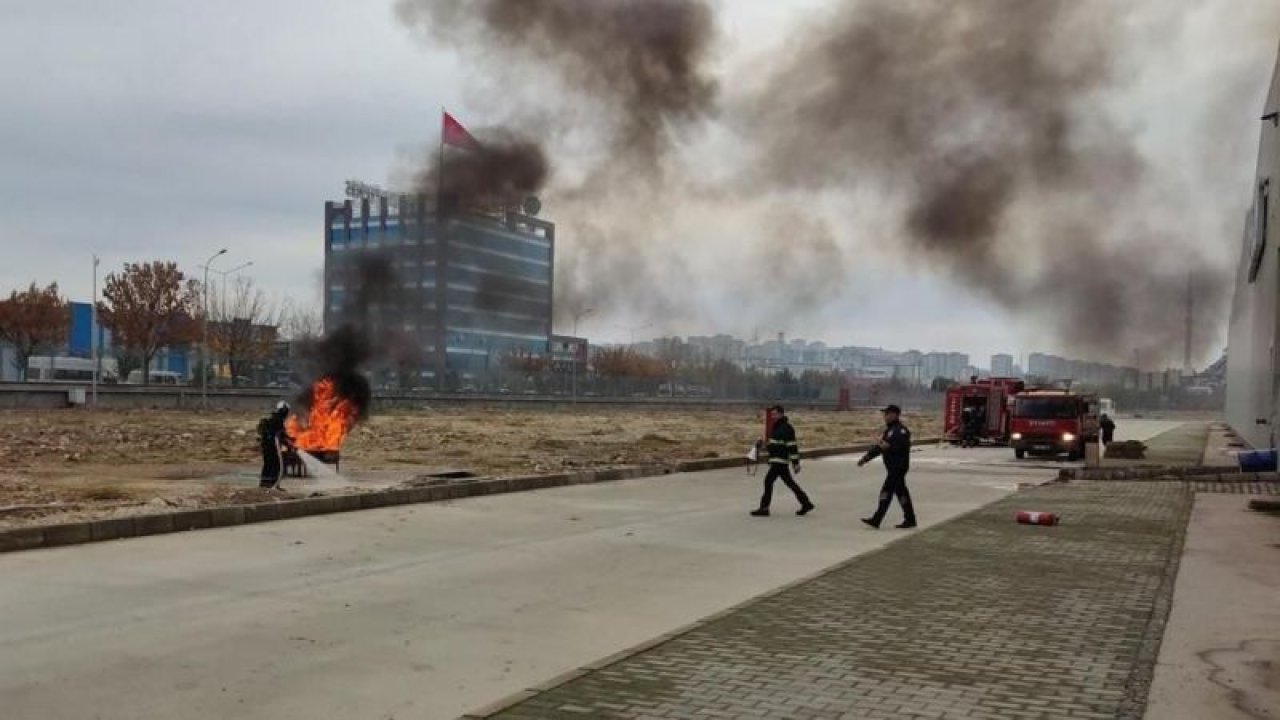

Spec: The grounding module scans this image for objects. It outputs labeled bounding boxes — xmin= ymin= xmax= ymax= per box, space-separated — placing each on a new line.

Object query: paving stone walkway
xmin=477 ymin=482 xmax=1193 ymax=720
xmin=1191 ymin=478 xmax=1280 ymax=495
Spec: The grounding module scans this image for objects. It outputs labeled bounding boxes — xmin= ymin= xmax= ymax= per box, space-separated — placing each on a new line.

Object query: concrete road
xmin=911 ymin=418 xmax=1185 ymax=473
xmin=1112 ymin=418 xmax=1192 ymax=443
xmin=0 ymin=445 xmax=1091 ymax=720
xmin=1144 ymin=493 xmax=1280 ymax=719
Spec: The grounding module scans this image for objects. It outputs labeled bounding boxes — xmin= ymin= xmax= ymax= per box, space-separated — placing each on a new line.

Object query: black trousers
xmin=870 ymin=468 xmax=915 ymax=524
xmin=260 ymin=441 xmax=282 ymax=487
xmin=759 ymin=463 xmax=811 ymax=510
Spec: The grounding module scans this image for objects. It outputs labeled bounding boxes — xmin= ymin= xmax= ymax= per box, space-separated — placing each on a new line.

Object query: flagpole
xmin=436 ymin=107 xmax=448 ymax=392
xmin=91 ymin=254 xmax=99 ymax=408
xmin=437 ymin=106 xmax=446 ymax=217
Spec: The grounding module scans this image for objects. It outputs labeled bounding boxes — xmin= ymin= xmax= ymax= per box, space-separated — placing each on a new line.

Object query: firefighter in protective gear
xmin=960 ymin=406 xmax=977 ymax=447
xmin=1100 ymin=413 xmax=1116 ymax=444
xmin=751 ymin=405 xmax=815 ymax=517
xmin=962 ymin=405 xmax=986 ymax=447
xmin=258 ymin=401 xmax=294 ymax=490
xmin=858 ymin=404 xmax=917 ymax=529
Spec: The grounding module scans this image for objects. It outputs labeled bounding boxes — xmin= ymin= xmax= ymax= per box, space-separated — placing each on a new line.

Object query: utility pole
xmin=91 ymin=254 xmax=99 ymax=408
xmin=1184 ymin=270 xmax=1194 ymax=375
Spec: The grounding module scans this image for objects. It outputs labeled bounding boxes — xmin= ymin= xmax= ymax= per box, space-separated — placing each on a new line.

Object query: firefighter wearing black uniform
xmin=259 ymin=401 xmax=294 ymax=490
xmin=960 ymin=407 xmax=978 ymax=448
xmin=962 ymin=407 xmax=983 ymax=445
xmin=858 ymin=404 xmax=917 ymax=529
xmin=1100 ymin=414 xmax=1116 ymax=444
xmin=751 ymin=405 xmax=815 ymax=517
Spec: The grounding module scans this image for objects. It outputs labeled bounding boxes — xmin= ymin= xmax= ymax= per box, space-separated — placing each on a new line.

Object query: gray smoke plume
xmin=396 ymin=0 xmax=720 ymax=329
xmin=417 ymin=129 xmax=549 ymax=216
xmin=742 ymin=0 xmax=1237 ymax=364
xmin=397 ymin=0 xmax=1275 ymax=367
xmin=396 ymin=0 xmax=717 ymax=174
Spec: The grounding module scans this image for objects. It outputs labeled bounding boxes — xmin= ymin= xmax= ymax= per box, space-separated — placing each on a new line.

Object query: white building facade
xmin=1226 ymin=45 xmax=1280 ymax=449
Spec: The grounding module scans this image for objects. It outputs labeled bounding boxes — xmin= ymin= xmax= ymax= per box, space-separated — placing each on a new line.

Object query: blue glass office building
xmin=324 ymin=196 xmax=555 ymax=386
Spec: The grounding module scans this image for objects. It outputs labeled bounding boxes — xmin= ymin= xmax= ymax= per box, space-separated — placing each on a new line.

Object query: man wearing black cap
xmin=257 ymin=400 xmax=294 ymax=490
xmin=857 ymin=404 xmax=917 ymax=529
xmin=750 ymin=405 xmax=815 ymax=517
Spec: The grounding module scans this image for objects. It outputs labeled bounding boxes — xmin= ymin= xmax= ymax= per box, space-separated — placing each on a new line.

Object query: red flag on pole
xmin=442 ymin=111 xmax=481 ymax=150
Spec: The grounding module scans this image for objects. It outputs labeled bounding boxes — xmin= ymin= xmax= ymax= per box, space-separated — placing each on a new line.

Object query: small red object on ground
xmin=1016 ymin=510 xmax=1059 ymax=526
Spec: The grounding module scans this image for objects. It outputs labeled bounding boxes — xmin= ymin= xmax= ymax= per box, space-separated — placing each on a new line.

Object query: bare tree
xmin=0 ymin=282 xmax=70 ymax=380
xmin=280 ymin=302 xmax=324 ymax=343
xmin=208 ymin=276 xmax=285 ymax=386
xmin=98 ymin=261 xmax=200 ymax=385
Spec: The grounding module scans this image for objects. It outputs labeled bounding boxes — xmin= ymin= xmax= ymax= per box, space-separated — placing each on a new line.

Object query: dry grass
xmin=0 ymin=405 xmax=941 ymax=529
xmin=76 ymin=485 xmax=132 ymax=502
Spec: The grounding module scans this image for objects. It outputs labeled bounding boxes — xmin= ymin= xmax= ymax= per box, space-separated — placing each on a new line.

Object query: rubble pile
xmin=1104 ymin=440 xmax=1148 ymax=460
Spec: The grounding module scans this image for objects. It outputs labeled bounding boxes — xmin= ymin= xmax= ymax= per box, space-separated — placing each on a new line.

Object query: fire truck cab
xmin=1009 ymin=389 xmax=1100 ymax=460
xmin=943 ymin=377 xmax=1025 ymax=445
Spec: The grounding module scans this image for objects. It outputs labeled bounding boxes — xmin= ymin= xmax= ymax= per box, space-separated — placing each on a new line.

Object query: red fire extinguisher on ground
xmin=1016 ymin=510 xmax=1059 ymax=526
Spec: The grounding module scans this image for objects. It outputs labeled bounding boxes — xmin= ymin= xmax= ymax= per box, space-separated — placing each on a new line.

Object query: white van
xmin=125 ymin=370 xmax=185 ymax=385
xmin=27 ymin=356 xmax=119 ymax=383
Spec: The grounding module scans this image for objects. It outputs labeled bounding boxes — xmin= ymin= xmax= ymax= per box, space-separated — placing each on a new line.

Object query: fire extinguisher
xmin=1015 ymin=510 xmax=1059 ymax=526
xmin=764 ymin=405 xmax=782 ymax=441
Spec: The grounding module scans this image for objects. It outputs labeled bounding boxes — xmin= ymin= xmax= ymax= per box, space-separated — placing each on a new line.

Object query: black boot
xmin=797 ymin=502 xmax=815 ymax=516
xmin=861 ymin=517 xmax=880 ymax=529
xmin=750 ymin=508 xmax=770 ymax=517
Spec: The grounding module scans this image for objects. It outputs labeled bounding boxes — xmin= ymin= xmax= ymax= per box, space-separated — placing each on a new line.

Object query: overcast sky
xmin=1 ymin=1 xmax=1277 ymax=367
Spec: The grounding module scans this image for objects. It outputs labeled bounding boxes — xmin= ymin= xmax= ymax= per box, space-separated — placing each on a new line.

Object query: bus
xmin=26 ymin=356 xmax=119 ymax=383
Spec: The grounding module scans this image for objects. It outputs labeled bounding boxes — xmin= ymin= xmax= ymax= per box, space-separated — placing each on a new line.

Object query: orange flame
xmin=285 ymin=377 xmax=359 ymax=452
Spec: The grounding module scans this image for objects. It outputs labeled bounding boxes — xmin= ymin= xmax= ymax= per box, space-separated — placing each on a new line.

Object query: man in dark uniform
xmin=1100 ymin=413 xmax=1116 ymax=444
xmin=858 ymin=404 xmax=917 ymax=529
xmin=258 ymin=401 xmax=294 ymax=490
xmin=751 ymin=405 xmax=815 ymax=517
xmin=970 ymin=406 xmax=986 ymax=446
xmin=960 ymin=406 xmax=977 ymax=448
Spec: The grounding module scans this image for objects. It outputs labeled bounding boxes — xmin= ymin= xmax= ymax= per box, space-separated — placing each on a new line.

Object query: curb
xmin=0 ymin=465 xmax=656 ymax=555
xmin=0 ymin=439 xmax=938 ymax=555
xmin=1116 ymin=482 xmax=1194 ymax=720
xmin=1248 ymin=498 xmax=1280 ymax=512
xmin=1058 ymin=466 xmax=1278 ymax=482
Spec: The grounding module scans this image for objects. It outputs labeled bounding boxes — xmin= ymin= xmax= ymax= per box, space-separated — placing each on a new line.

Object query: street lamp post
xmin=617 ymin=321 xmax=655 ymax=346
xmin=214 ymin=261 xmax=254 ymax=319
xmin=208 ymin=261 xmax=252 ymax=385
xmin=201 ymin=248 xmax=227 ymax=408
xmin=572 ymin=308 xmax=595 ymax=402
xmin=91 ymin=255 xmax=99 ymax=408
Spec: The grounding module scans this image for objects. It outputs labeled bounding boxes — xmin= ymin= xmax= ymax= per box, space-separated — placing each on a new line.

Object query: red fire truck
xmin=1008 ymin=389 xmax=1100 ymax=460
xmin=943 ymin=377 xmax=1026 ymax=445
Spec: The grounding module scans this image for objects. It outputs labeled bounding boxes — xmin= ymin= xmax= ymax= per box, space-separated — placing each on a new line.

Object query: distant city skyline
xmin=602 ymin=332 xmax=1208 ymax=393
xmin=612 ymin=331 xmax=1199 ymax=377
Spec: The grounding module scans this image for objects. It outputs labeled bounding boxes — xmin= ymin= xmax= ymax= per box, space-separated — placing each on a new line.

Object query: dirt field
xmin=0 ymin=406 xmax=939 ymax=529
